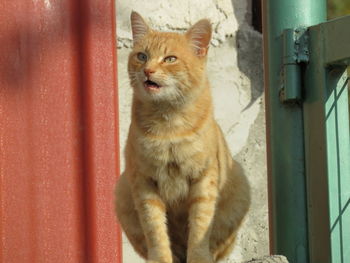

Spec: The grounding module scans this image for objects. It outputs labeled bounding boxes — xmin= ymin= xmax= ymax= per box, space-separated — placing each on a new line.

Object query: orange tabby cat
xmin=115 ymin=11 xmax=250 ymax=263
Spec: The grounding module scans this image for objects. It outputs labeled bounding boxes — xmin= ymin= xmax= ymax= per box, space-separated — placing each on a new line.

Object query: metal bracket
xmin=280 ymin=27 xmax=309 ymax=103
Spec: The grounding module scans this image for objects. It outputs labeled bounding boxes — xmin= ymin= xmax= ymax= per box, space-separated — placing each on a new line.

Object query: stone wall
xmin=116 ymin=0 xmax=268 ymax=262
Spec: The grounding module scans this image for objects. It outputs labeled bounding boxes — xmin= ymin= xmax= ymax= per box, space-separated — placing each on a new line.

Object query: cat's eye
xmin=164 ymin=56 xmax=177 ymax=63
xmin=137 ymin=52 xmax=148 ymax=62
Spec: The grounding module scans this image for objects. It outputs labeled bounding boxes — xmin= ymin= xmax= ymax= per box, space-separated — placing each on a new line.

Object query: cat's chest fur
xmin=135 ymin=129 xmax=206 ymax=204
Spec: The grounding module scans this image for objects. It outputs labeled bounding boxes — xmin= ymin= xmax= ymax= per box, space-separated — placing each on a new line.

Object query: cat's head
xmin=128 ymin=11 xmax=212 ymax=105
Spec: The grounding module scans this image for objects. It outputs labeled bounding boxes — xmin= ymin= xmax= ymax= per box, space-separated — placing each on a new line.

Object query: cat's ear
xmin=130 ymin=11 xmax=150 ymax=45
xmin=186 ymin=19 xmax=212 ymax=57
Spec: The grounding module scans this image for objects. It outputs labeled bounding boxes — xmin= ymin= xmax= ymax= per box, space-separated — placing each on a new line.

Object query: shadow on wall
xmin=231 ymin=0 xmax=264 ymax=110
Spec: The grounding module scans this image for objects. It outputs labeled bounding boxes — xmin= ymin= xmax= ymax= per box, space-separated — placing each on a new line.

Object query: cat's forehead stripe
xmin=139 ymin=32 xmax=186 ymax=56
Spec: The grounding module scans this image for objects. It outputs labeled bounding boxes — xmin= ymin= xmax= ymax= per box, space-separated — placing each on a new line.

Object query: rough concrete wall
xmin=116 ymin=0 xmax=268 ymax=262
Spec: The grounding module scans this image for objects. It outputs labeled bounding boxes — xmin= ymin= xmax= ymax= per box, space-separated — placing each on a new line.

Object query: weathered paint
xmin=0 ymin=0 xmax=121 ymax=262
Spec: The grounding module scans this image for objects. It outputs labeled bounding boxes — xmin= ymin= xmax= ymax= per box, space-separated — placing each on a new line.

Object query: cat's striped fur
xmin=115 ymin=12 xmax=250 ymax=263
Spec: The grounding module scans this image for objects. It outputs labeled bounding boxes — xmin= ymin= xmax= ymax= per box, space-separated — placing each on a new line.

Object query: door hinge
xmin=280 ymin=27 xmax=309 ymax=104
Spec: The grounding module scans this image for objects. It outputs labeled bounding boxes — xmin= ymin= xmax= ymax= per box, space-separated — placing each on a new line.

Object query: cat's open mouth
xmin=144 ymin=80 xmax=162 ymax=91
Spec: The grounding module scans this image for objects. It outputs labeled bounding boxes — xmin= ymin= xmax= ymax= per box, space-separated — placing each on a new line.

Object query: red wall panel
xmin=0 ymin=0 xmax=121 ymax=262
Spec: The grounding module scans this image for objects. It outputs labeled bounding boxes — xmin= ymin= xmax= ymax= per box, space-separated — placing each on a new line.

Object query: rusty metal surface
xmin=0 ymin=0 xmax=121 ymax=262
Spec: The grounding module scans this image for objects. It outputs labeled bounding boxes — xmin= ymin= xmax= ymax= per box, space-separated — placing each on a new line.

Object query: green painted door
xmin=263 ymin=1 xmax=350 ymax=262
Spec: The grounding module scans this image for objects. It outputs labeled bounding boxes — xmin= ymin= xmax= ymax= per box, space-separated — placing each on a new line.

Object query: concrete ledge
xmin=239 ymin=255 xmax=289 ymax=263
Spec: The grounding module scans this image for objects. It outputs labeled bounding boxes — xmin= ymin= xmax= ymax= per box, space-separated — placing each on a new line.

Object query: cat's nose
xmin=144 ymin=68 xmax=155 ymax=77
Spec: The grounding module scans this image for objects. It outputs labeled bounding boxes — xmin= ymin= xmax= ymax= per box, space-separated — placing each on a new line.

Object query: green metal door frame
xmin=263 ymin=1 xmax=350 ymax=263
xmin=304 ymin=16 xmax=350 ymax=263
xmin=262 ymin=1 xmax=326 ymax=262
